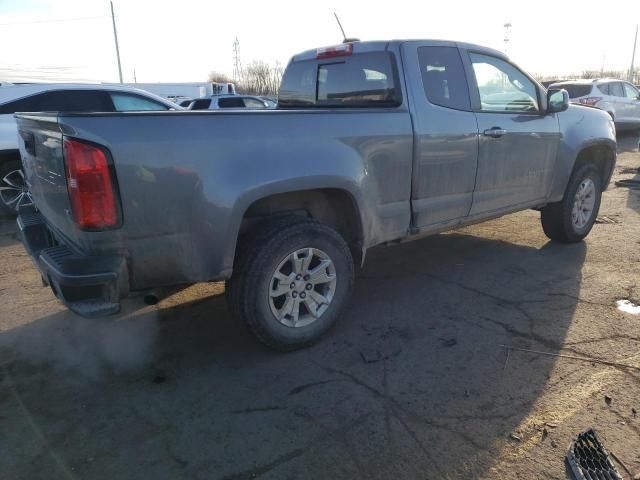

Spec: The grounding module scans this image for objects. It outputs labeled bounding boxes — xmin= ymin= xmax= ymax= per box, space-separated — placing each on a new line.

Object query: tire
xmin=541 ymin=163 xmax=602 ymax=243
xmin=0 ymin=158 xmax=32 ymax=216
xmin=226 ymin=216 xmax=354 ymax=351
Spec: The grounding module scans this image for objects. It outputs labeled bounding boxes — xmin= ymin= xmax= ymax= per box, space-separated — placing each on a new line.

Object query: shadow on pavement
xmin=0 ymin=229 xmax=587 ymax=480
xmin=616 ymin=130 xmax=640 ymax=154
xmin=615 ymin=131 xmax=640 ymax=214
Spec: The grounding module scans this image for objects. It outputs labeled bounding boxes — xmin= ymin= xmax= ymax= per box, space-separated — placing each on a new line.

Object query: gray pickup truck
xmin=16 ymin=40 xmax=616 ymax=350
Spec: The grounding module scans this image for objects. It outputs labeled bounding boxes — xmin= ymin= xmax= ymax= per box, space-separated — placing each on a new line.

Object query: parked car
xmin=186 ymin=95 xmax=275 ymax=110
xmin=16 ymin=40 xmax=616 ymax=350
xmin=0 ymin=83 xmax=181 ymax=214
xmin=549 ymin=79 xmax=640 ymax=131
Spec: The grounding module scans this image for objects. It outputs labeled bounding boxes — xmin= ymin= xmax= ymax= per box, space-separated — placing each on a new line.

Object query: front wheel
xmin=226 ymin=217 xmax=354 ymax=351
xmin=541 ymin=163 xmax=602 ymax=243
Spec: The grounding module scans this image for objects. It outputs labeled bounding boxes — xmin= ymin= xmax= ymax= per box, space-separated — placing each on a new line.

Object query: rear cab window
xmin=278 ymin=48 xmax=402 ymax=108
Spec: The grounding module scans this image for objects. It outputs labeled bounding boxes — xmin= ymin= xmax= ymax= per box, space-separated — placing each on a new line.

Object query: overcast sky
xmin=1 ymin=0 xmax=638 ymax=83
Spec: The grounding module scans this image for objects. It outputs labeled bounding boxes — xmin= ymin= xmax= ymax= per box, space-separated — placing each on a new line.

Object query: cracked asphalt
xmin=1 ymin=133 xmax=639 ymax=480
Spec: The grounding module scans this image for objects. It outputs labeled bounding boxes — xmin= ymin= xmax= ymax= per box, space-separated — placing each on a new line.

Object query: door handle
xmin=483 ymin=128 xmax=507 ymax=138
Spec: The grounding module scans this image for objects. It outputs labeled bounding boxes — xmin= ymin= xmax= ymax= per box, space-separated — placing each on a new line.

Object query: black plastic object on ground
xmin=566 ymin=428 xmax=623 ymax=480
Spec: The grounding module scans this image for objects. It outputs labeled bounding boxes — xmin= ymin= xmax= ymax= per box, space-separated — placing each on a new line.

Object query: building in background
xmin=110 ymin=82 xmax=236 ymax=104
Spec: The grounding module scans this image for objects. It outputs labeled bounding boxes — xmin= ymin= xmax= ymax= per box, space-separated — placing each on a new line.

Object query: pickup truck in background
xmin=15 ymin=40 xmax=616 ymax=350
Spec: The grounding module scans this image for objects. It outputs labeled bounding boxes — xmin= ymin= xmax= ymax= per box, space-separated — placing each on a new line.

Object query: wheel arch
xmin=226 ymin=185 xmax=368 ymax=274
xmin=571 ymin=142 xmax=616 ymax=191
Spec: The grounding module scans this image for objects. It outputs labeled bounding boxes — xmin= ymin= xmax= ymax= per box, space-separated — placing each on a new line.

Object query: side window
xmin=0 ymin=94 xmax=42 ymax=114
xmin=217 ymin=97 xmax=245 ymax=108
xmin=110 ymin=93 xmax=169 ymax=111
xmin=38 ymin=90 xmax=113 ymax=112
xmin=623 ymin=83 xmax=639 ymax=99
xmin=469 ymin=53 xmax=539 ymax=113
xmin=609 ymin=82 xmax=625 ymax=97
xmin=243 ymin=98 xmax=267 ymax=108
xmin=417 ymin=46 xmax=471 ymax=111
xmin=597 ymin=83 xmax=610 ymax=95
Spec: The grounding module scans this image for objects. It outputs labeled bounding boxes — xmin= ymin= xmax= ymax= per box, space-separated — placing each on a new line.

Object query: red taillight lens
xmin=316 ymin=43 xmax=353 ymax=59
xmin=579 ymin=96 xmax=602 ymax=106
xmin=63 ymin=138 xmax=119 ymax=229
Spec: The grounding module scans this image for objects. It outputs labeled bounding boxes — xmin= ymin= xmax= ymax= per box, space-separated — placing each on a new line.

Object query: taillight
xmin=63 ymin=138 xmax=119 ymax=229
xmin=579 ymin=97 xmax=602 ymax=106
xmin=316 ymin=43 xmax=353 ymax=59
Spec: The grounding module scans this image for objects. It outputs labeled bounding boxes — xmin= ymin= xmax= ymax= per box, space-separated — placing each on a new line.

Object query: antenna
xmin=334 ymin=12 xmax=346 ymax=41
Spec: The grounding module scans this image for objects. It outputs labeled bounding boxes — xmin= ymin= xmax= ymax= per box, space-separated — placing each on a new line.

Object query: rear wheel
xmin=541 ymin=163 xmax=602 ymax=243
xmin=0 ymin=159 xmax=33 ymax=215
xmin=226 ymin=216 xmax=354 ymax=351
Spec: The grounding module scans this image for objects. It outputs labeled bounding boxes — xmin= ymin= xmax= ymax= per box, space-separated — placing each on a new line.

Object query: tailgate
xmin=16 ymin=113 xmax=78 ymax=245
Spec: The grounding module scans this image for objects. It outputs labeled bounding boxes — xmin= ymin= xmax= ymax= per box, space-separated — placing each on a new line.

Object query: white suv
xmin=0 ymin=83 xmax=180 ymax=214
xmin=550 ymin=79 xmax=640 ymax=131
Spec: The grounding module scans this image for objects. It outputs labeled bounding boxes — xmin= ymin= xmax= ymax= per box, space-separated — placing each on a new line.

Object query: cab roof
xmin=290 ymin=39 xmax=507 ymax=62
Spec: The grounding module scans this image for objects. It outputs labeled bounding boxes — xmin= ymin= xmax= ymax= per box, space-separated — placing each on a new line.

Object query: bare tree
xmin=207 ymin=61 xmax=284 ymax=96
xmin=208 ymin=71 xmax=232 ymax=84
xmin=235 ymin=61 xmax=283 ymax=96
xmin=580 ymin=69 xmax=624 ymax=79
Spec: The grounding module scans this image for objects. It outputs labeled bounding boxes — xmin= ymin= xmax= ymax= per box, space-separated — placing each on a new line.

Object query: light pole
xmin=629 ymin=25 xmax=638 ymax=83
xmin=110 ymin=1 xmax=123 ymax=83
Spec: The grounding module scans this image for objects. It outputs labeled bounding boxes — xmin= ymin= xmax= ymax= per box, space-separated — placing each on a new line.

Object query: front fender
xmin=548 ymin=105 xmax=616 ymax=202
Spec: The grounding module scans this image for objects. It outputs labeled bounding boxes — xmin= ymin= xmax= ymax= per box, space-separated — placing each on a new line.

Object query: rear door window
xmin=559 ymin=84 xmax=593 ymax=98
xmin=190 ymin=99 xmax=212 ymax=109
xmin=417 ymin=46 xmax=470 ymax=111
xmin=623 ymin=83 xmax=639 ymax=99
xmin=0 ymin=94 xmax=42 ymax=114
xmin=609 ymin=82 xmax=625 ymax=97
xmin=38 ymin=90 xmax=113 ymax=111
xmin=279 ymin=51 xmax=401 ymax=108
xmin=243 ymin=98 xmax=267 ymax=108
xmin=217 ymin=97 xmax=245 ymax=108
xmin=110 ymin=93 xmax=169 ymax=111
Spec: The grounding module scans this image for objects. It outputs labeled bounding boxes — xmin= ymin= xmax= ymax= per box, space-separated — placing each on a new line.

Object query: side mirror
xmin=547 ymin=88 xmax=569 ymax=113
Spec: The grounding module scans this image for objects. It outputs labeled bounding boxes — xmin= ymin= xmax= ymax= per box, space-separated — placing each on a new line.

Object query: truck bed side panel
xmin=28 ymin=109 xmax=413 ymax=289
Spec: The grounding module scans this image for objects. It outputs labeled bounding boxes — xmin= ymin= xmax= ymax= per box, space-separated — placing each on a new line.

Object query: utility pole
xmin=629 ymin=25 xmax=638 ymax=83
xmin=110 ymin=1 xmax=123 ymax=83
xmin=503 ymin=22 xmax=512 ymax=56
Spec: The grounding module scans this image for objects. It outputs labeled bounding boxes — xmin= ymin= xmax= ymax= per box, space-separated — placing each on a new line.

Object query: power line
xmin=0 ymin=15 xmax=109 ymax=27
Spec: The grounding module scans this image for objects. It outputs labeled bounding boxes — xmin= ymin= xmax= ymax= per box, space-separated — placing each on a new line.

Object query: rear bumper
xmin=18 ymin=211 xmax=127 ymax=316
